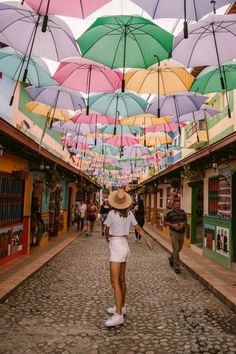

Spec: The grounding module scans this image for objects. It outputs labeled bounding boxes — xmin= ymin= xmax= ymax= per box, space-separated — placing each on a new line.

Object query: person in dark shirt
xmin=100 ymin=199 xmax=110 ymax=235
xmin=165 ymin=199 xmax=187 ymax=274
xmin=133 ymin=199 xmax=145 ymax=242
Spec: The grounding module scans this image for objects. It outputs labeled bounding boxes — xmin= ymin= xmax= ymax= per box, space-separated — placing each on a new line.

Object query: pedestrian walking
xmin=133 ymin=199 xmax=145 ymax=242
xmin=76 ymin=200 xmax=87 ymax=232
xmin=104 ymin=189 xmax=153 ymax=327
xmin=165 ymin=199 xmax=187 ymax=274
xmin=100 ymin=199 xmax=110 ymax=235
xmin=86 ymin=200 xmax=98 ymax=236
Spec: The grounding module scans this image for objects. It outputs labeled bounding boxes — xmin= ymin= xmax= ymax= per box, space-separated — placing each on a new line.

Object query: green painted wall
xmin=203 ymin=216 xmax=232 ymax=269
xmin=191 ymin=187 xmax=197 ymax=244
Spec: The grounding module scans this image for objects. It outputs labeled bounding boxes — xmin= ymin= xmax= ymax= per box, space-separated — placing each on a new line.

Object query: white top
xmin=104 ymin=210 xmax=137 ymax=236
xmin=78 ymin=203 xmax=87 ymax=218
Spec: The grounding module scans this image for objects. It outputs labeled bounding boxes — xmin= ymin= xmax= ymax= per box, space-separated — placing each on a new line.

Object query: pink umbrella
xmin=104 ymin=135 xmax=138 ymax=147
xmin=71 ymin=110 xmax=117 ymax=125
xmin=53 ymin=57 xmax=122 ymax=114
xmin=145 ymin=122 xmax=186 ymax=133
xmin=23 ymin=0 xmax=112 ymax=31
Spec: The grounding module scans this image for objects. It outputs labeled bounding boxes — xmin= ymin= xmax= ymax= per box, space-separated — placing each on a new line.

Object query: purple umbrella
xmin=148 ymin=92 xmax=207 ymax=133
xmin=131 ymin=0 xmax=234 ymax=38
xmin=0 ymin=3 xmax=79 ymax=62
xmin=25 ymin=86 xmax=86 ymax=112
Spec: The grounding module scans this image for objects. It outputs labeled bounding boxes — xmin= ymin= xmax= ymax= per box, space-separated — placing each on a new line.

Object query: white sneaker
xmin=107 ymin=306 xmax=127 ymax=315
xmin=105 ymin=313 xmax=124 ymax=327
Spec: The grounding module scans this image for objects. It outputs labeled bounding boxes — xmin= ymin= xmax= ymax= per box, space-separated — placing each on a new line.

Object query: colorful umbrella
xmin=0 ymin=3 xmax=79 ymax=61
xmin=152 ymin=144 xmax=182 ymax=154
xmin=26 ymin=102 xmax=71 ymax=121
xmin=190 ymin=62 xmax=236 ymax=117
xmin=173 ymin=14 xmax=236 ymax=71
xmin=78 ymin=15 xmax=173 ymax=91
xmin=25 ymin=86 xmax=86 ymax=112
xmin=23 ymin=0 xmax=111 ymax=21
xmin=131 ymin=0 xmax=234 ymax=38
xmin=179 ymin=105 xmax=219 ymax=122
xmin=125 ymin=59 xmax=194 ymax=95
xmin=99 ymin=125 xmax=143 ymax=135
xmin=123 ymin=144 xmax=151 ymax=157
xmin=0 ymin=47 xmax=55 ymax=87
xmin=104 ymin=135 xmax=138 ymax=146
xmin=71 ymin=111 xmax=117 ymax=125
xmin=91 ymin=143 xmax=120 ymax=156
xmin=145 ymin=122 xmax=186 ymax=133
xmin=53 ymin=57 xmax=122 ymax=115
xmin=139 ymin=132 xmax=172 ymax=147
xmin=148 ymin=93 xmax=207 ymax=131
xmin=89 ymin=90 xmax=148 ymax=119
xmin=121 ymin=114 xmax=172 ymax=126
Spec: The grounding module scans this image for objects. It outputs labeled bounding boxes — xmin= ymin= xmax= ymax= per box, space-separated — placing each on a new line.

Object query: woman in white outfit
xmin=104 ymin=189 xmax=153 ymax=327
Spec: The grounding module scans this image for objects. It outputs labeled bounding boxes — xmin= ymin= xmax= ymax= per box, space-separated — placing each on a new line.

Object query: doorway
xmin=191 ymin=180 xmax=204 ymax=247
xmin=232 ymin=173 xmax=236 ymax=262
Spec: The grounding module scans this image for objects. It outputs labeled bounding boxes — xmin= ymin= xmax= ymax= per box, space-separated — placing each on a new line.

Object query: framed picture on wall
xmin=216 ymin=226 xmax=230 ymax=257
xmin=204 ymin=224 xmax=215 ymax=251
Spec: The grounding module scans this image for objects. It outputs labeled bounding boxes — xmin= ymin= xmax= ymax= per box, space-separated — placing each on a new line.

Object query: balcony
xmin=185 ymin=121 xmax=208 ymax=149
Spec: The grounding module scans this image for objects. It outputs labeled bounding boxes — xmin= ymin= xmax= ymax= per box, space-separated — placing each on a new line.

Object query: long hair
xmin=138 ymin=199 xmax=144 ymax=214
xmin=113 ymin=207 xmax=129 ymax=218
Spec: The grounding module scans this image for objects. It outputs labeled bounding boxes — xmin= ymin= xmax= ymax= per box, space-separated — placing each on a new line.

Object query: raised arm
xmin=134 ymin=224 xmax=153 ymax=250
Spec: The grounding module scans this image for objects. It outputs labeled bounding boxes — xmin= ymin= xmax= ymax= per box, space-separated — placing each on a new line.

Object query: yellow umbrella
xmin=125 ymin=59 xmax=194 ymax=94
xmin=121 ymin=114 xmax=172 ymax=126
xmin=26 ymin=101 xmax=71 ymax=121
xmin=139 ymin=132 xmax=172 ymax=147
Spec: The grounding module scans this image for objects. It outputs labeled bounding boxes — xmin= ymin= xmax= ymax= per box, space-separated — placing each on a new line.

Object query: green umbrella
xmin=77 ymin=15 xmax=173 ymax=91
xmin=99 ymin=124 xmax=143 ymax=135
xmin=190 ymin=62 xmax=236 ymax=118
xmin=91 ymin=143 xmax=119 ymax=155
xmin=104 ymin=165 xmax=122 ymax=170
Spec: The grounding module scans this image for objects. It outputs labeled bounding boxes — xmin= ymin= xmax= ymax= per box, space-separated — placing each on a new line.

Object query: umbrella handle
xmin=183 ymin=21 xmax=188 ymax=39
xmin=42 ymin=15 xmax=48 ymax=33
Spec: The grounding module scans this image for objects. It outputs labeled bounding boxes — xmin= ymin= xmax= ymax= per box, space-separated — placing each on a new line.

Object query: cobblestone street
xmin=1 ymin=226 xmax=236 ymax=354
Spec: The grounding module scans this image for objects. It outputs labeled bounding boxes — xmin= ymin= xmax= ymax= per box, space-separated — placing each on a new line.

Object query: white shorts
xmin=109 ymin=237 xmax=130 ymax=263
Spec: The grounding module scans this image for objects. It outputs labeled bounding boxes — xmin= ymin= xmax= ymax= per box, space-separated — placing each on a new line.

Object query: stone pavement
xmin=0 ymin=225 xmax=236 ymax=354
xmin=144 ymin=223 xmax=236 ymax=314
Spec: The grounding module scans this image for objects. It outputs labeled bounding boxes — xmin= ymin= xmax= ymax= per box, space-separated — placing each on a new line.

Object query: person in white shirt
xmin=104 ymin=189 xmax=153 ymax=328
xmin=76 ymin=201 xmax=87 ymax=232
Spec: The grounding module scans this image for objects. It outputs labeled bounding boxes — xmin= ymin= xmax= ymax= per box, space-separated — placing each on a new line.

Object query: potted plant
xmin=45 ymin=169 xmax=61 ymax=190
xmin=182 ymin=165 xmax=205 ymax=187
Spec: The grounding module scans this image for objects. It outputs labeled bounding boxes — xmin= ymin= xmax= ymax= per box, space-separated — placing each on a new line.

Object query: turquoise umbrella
xmin=91 ymin=143 xmax=120 ymax=155
xmin=77 ymin=15 xmax=173 ymax=91
xmin=0 ymin=47 xmax=55 ymax=86
xmin=99 ymin=124 xmax=143 ymax=135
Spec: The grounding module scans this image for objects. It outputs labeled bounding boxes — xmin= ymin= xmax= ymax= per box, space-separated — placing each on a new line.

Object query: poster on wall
xmin=204 ymin=224 xmax=215 ymax=251
xmin=216 ymin=226 xmax=230 ymax=257
xmin=0 ymin=227 xmax=11 ymax=258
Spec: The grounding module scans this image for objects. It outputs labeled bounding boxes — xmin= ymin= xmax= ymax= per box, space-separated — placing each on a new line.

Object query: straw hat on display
xmin=108 ymin=189 xmax=132 ymax=210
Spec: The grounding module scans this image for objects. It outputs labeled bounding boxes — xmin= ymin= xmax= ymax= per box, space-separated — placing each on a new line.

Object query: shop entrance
xmin=192 ymin=180 xmax=204 ymax=247
xmin=30 ymin=177 xmax=45 ymax=247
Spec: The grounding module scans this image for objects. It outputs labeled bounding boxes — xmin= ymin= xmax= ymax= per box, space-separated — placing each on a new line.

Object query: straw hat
xmin=108 ymin=189 xmax=132 ymax=210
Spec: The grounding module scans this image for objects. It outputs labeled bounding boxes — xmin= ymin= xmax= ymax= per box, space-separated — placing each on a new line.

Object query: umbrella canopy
xmin=190 ymin=61 xmax=236 ymax=94
xmin=71 ymin=111 xmax=117 ymax=125
xmin=121 ymin=114 xmax=172 ymax=126
xmin=179 ymin=105 xmax=219 ymax=122
xmin=123 ymin=144 xmax=151 ymax=157
xmin=152 ymin=144 xmax=182 ymax=154
xmin=0 ymin=47 xmax=55 ymax=87
xmin=104 ymin=135 xmax=138 ymax=147
xmin=63 ymin=135 xmax=103 ymax=147
xmin=25 ymin=86 xmax=86 ymax=112
xmin=99 ymin=125 xmax=143 ymax=135
xmin=0 ymin=3 xmax=79 ymax=61
xmin=89 ymin=90 xmax=148 ymax=117
xmin=173 ymin=14 xmax=236 ymax=68
xmin=77 ymin=15 xmax=173 ymax=91
xmin=26 ymin=101 xmax=71 ymax=121
xmin=148 ymin=93 xmax=207 ymax=126
xmin=145 ymin=122 xmax=186 ymax=133
xmin=91 ymin=143 xmax=120 ymax=155
xmin=49 ymin=121 xmax=97 ymax=135
xmin=139 ymin=132 xmax=172 ymax=147
xmin=131 ymin=0 xmax=234 ymax=38
xmin=53 ymin=57 xmax=122 ymax=114
xmin=23 ymin=0 xmax=111 ymax=18
xmin=53 ymin=57 xmax=122 ymax=94
xmin=125 ymin=60 xmax=194 ymax=94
